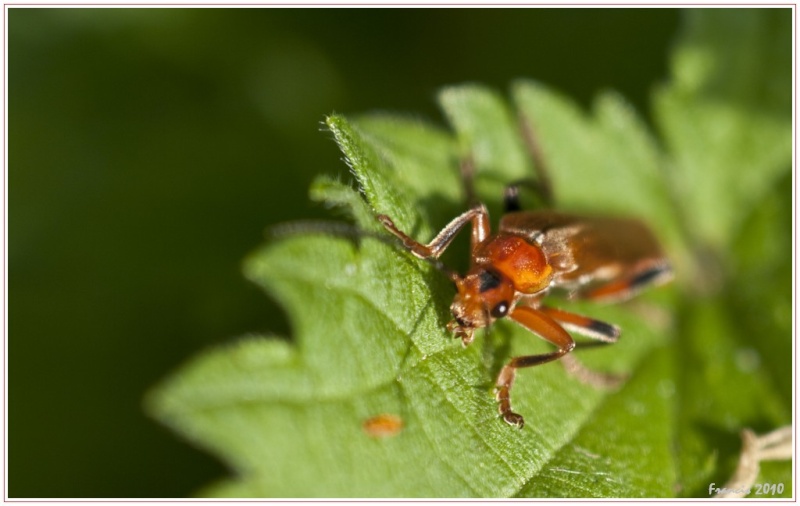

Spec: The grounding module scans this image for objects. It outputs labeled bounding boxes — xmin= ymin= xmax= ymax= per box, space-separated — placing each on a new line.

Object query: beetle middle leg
xmin=495 ymin=305 xmax=576 ymax=428
xmin=503 ymin=179 xmax=554 ymax=213
xmin=537 ymin=305 xmax=629 ymax=388
xmin=538 ymin=305 xmax=620 ymax=344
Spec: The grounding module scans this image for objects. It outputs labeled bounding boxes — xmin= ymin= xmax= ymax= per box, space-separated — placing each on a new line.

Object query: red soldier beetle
xmin=378 ymin=183 xmax=672 ymax=428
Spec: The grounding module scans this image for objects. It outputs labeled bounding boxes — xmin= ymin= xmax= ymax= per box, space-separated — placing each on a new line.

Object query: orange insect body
xmin=379 ymin=193 xmax=672 ymax=429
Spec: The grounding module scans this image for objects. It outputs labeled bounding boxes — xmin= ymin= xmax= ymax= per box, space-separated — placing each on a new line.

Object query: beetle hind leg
xmin=581 ymin=261 xmax=673 ymax=303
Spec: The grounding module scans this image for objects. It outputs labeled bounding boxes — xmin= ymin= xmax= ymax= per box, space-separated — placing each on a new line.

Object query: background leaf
xmin=653 ymin=9 xmax=791 ymax=253
xmin=652 ymin=10 xmax=793 ymax=498
xmin=148 ymin=9 xmax=792 ymax=499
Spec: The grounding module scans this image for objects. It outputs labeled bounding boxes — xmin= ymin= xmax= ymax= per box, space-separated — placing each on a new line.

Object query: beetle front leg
xmin=495 ymin=306 xmax=575 ymax=428
xmin=378 ymin=205 xmax=490 ymax=260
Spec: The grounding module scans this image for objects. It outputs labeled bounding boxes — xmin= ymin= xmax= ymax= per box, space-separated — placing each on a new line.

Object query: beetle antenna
xmin=430 ymin=260 xmax=461 ymax=284
xmin=268 ymin=220 xmax=461 ymax=282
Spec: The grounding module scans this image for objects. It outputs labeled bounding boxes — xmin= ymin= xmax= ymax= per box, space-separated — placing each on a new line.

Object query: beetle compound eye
xmin=491 ymin=302 xmax=510 ymax=318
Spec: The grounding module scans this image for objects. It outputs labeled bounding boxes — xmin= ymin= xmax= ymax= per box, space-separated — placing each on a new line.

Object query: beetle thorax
xmin=474 ymin=233 xmax=553 ymax=294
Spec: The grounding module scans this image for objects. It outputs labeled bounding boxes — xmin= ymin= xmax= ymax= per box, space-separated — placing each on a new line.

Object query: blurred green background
xmin=10 ymin=8 xmax=681 ymax=497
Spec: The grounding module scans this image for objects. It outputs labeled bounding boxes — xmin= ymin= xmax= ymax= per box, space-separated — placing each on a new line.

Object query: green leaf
xmin=653 ymin=9 xmax=791 ymax=251
xmin=651 ymin=10 xmax=793 ymax=497
xmin=147 ymin=11 xmax=792 ymax=498
xmin=148 ymin=110 xmax=673 ymax=496
xmin=438 ymin=84 xmax=533 ymax=213
xmin=672 ymin=298 xmax=791 ymax=497
xmin=517 ymin=347 xmax=676 ymax=497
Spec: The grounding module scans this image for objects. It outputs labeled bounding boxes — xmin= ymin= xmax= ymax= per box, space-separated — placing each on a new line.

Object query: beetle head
xmin=447 ymin=268 xmax=516 ymax=346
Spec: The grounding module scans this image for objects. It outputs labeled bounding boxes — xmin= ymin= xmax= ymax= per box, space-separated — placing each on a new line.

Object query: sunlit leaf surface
xmin=148 ymin=10 xmax=791 ymax=498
